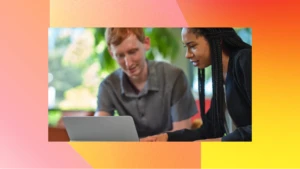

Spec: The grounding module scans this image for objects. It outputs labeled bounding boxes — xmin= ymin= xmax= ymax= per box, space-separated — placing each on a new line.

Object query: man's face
xmin=109 ymin=34 xmax=150 ymax=79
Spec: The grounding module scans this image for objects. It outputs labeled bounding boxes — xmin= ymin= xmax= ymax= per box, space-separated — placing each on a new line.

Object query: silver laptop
xmin=63 ymin=116 xmax=140 ymax=142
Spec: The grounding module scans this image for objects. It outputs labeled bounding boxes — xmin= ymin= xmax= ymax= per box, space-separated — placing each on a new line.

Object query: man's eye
xmin=129 ymin=49 xmax=138 ymax=54
xmin=190 ymin=45 xmax=196 ymax=49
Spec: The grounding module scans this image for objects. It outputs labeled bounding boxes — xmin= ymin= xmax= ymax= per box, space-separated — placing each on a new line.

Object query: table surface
xmin=48 ymin=127 xmax=69 ymax=142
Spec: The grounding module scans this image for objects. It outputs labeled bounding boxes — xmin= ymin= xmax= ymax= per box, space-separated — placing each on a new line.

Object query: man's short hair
xmin=105 ymin=28 xmax=145 ymax=48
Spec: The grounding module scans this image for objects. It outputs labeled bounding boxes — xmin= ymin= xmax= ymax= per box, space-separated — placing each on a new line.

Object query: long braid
xmin=210 ymin=37 xmax=226 ymax=137
xmin=198 ymin=68 xmax=206 ymax=126
xmin=210 ymin=42 xmax=218 ymax=136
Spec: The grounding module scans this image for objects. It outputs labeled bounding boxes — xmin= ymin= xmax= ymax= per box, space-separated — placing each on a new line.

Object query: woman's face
xmin=181 ymin=28 xmax=211 ymax=69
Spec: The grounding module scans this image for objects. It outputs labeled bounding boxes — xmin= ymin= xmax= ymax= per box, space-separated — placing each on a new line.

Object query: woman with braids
xmin=140 ymin=28 xmax=252 ymax=141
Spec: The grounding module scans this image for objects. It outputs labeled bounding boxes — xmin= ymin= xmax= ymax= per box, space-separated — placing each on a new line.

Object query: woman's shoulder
xmin=234 ymin=48 xmax=252 ymax=65
xmin=230 ymin=48 xmax=251 ymax=73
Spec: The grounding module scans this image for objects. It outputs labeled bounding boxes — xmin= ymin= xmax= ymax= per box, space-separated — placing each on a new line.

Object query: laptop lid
xmin=63 ymin=116 xmax=139 ymax=142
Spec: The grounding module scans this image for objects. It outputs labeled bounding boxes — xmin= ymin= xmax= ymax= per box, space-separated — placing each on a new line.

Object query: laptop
xmin=63 ymin=116 xmax=140 ymax=142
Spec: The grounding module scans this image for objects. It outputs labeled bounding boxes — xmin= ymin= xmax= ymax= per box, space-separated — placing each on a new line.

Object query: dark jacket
xmin=167 ymin=48 xmax=252 ymax=141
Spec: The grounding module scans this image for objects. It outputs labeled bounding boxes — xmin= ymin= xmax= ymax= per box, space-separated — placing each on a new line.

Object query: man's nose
xmin=125 ymin=56 xmax=133 ymax=68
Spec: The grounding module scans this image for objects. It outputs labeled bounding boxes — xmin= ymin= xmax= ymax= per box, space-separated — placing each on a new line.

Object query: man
xmin=95 ymin=28 xmax=197 ymax=138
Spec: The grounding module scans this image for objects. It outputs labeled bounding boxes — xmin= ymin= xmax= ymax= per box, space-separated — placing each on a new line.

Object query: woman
xmin=141 ymin=28 xmax=252 ymax=141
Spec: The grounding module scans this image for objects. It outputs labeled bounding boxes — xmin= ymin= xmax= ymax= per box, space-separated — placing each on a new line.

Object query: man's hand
xmin=140 ymin=133 xmax=168 ymax=142
xmin=94 ymin=111 xmax=111 ymax=116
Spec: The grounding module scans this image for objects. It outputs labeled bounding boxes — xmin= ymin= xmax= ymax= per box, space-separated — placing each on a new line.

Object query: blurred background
xmin=48 ymin=28 xmax=252 ymax=128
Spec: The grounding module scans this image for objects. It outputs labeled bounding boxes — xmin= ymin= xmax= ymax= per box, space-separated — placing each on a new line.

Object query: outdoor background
xmin=48 ymin=28 xmax=252 ymax=126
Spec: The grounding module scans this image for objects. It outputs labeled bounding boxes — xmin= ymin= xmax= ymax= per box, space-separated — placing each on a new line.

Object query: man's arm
xmin=170 ymin=118 xmax=192 ymax=131
xmin=96 ymin=82 xmax=115 ymax=116
xmin=170 ymin=70 xmax=197 ymax=130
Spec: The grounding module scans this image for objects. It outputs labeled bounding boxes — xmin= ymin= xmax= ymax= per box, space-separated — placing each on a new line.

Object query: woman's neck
xmin=222 ymin=50 xmax=230 ymax=82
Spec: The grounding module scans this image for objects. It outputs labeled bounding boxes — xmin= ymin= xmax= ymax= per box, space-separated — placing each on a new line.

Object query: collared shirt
xmin=97 ymin=60 xmax=198 ymax=138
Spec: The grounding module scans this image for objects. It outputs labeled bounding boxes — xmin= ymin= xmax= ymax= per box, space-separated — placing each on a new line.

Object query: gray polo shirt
xmin=96 ymin=60 xmax=198 ymax=138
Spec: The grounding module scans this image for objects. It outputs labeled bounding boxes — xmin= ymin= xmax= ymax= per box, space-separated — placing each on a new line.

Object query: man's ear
xmin=144 ymin=37 xmax=150 ymax=50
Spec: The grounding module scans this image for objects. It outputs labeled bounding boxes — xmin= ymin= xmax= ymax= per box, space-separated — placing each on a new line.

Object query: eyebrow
xmin=116 ymin=48 xmax=139 ymax=55
xmin=127 ymin=48 xmax=139 ymax=52
xmin=183 ymin=41 xmax=195 ymax=46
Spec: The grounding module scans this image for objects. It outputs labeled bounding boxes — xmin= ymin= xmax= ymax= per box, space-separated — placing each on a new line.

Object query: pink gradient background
xmin=0 ymin=0 xmax=90 ymax=168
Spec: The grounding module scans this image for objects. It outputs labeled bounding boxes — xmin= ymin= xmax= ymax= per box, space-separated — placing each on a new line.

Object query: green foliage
xmin=145 ymin=28 xmax=180 ymax=62
xmin=48 ymin=109 xmax=62 ymax=126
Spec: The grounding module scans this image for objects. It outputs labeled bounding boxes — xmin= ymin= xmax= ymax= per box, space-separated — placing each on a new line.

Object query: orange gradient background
xmin=1 ymin=0 xmax=300 ymax=168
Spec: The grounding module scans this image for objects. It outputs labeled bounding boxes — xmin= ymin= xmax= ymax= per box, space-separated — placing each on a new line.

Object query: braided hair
xmin=190 ymin=28 xmax=251 ymax=138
